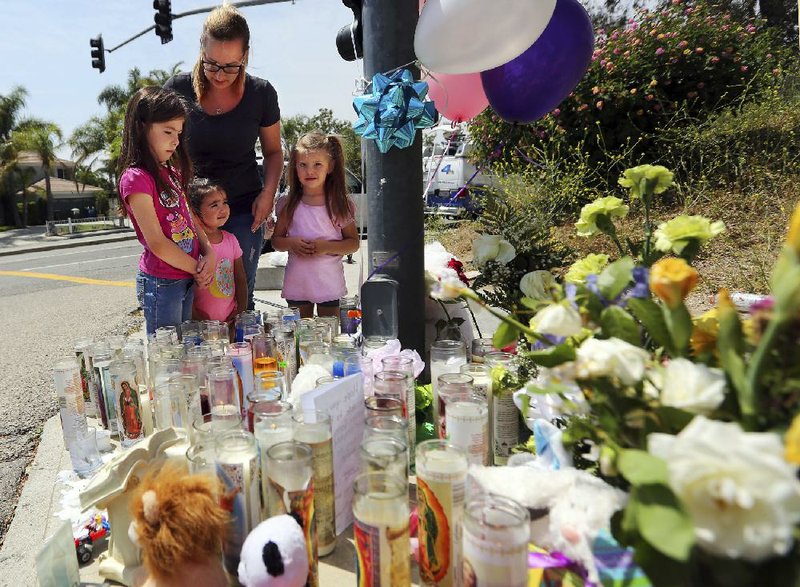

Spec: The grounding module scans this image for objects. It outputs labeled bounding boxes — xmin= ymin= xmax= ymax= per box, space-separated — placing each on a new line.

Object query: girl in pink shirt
xmin=118 ymin=87 xmax=215 ymax=336
xmin=272 ymin=132 xmax=359 ymax=318
xmin=189 ymin=179 xmax=247 ymax=326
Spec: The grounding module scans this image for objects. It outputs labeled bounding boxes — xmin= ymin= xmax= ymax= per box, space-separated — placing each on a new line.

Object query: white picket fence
xmin=46 ymin=216 xmax=127 ymax=236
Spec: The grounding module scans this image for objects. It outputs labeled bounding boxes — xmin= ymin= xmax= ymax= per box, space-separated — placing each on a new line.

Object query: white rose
xmin=648 ymin=358 xmax=726 ymax=414
xmin=530 ymin=303 xmax=583 ymax=338
xmin=429 ymin=267 xmax=466 ymax=301
xmin=520 ymin=270 xmax=557 ymax=300
xmin=649 ymin=416 xmax=800 ymax=561
xmin=472 ymin=234 xmax=516 ymax=267
xmin=575 ymin=337 xmax=649 ymax=386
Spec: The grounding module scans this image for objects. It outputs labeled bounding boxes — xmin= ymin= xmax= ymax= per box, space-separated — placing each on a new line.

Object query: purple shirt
xmin=193 ymin=230 xmax=242 ymax=321
xmin=120 ymin=166 xmax=200 ymax=279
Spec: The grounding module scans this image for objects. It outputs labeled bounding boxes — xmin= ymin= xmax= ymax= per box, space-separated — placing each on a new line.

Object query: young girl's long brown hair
xmin=285 ymin=131 xmax=351 ymax=227
xmin=117 ymin=86 xmax=192 ymax=207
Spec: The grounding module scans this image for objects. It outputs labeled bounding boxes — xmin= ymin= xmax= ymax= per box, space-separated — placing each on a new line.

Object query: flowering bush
xmin=441 ymin=164 xmax=800 ymax=584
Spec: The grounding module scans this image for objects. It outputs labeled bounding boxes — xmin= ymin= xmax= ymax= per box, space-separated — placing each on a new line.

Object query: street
xmin=0 ymin=241 xmax=142 ymax=546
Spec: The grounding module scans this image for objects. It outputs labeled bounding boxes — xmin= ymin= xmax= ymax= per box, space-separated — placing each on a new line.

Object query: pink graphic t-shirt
xmin=119 ymin=166 xmax=200 ymax=279
xmin=193 ymin=231 xmax=242 ymax=321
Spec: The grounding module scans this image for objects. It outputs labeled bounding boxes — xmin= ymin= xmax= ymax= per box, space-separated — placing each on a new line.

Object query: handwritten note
xmin=300 ymin=373 xmax=365 ymax=534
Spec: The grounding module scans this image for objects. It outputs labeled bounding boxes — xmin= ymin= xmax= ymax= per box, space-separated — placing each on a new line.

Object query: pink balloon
xmin=425 ymin=71 xmax=489 ymax=122
xmin=418 ymin=0 xmax=488 ymax=122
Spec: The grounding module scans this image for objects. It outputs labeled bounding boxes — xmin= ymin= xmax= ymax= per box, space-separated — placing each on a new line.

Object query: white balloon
xmin=414 ymin=0 xmax=557 ymax=74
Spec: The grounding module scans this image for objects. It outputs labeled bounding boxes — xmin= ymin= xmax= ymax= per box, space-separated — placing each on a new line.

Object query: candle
xmin=469 ymin=338 xmax=496 ymax=363
xmin=109 ymin=360 xmax=145 ymax=447
xmin=74 ymin=338 xmax=96 ymax=417
xmin=228 ymin=342 xmax=255 ymax=418
xmin=445 ymin=395 xmax=490 ymax=466
xmin=215 ymin=429 xmax=260 ymax=575
xmin=90 ymin=343 xmax=116 ymax=434
xmin=208 ymin=367 xmax=243 ymax=424
xmin=353 ymin=472 xmax=411 ymax=586
xmin=416 ymin=440 xmax=468 ymax=587
xmin=265 ymin=441 xmax=318 ymax=587
xmin=429 ymin=340 xmax=467 ymax=427
xmin=139 ymin=388 xmax=154 ymax=437
xmin=360 ymin=437 xmax=408 ymax=481
xmin=380 ymin=357 xmax=416 ymax=467
xmin=462 ymin=495 xmax=530 ymax=587
xmin=253 ymin=401 xmax=294 ymax=518
xmin=484 ymin=352 xmax=519 ymax=465
xmin=293 ymin=410 xmax=336 ymax=557
xmin=53 ymin=357 xmax=93 ymax=476
xmin=436 ymin=373 xmax=474 ymax=440
xmin=459 ymin=363 xmax=493 ymax=462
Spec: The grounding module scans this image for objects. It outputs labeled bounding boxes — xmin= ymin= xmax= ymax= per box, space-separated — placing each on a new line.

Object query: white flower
xmin=530 ymin=303 xmax=583 ymax=338
xmin=520 ymin=270 xmax=557 ymax=300
xmin=472 ymin=234 xmax=516 ymax=267
xmin=647 ymin=358 xmax=726 ymax=415
xmin=288 ymin=364 xmax=332 ymax=408
xmin=429 ymin=267 xmax=465 ymax=301
xmin=649 ymin=416 xmax=800 ymax=561
xmin=574 ymin=337 xmax=649 ymax=386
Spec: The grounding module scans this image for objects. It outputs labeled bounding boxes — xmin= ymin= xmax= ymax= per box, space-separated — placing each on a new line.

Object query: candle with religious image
xmin=228 ymin=342 xmax=255 ymax=418
xmin=74 ymin=338 xmax=96 ymax=417
xmin=90 ymin=342 xmax=116 ymax=434
xmin=109 ymin=360 xmax=145 ymax=447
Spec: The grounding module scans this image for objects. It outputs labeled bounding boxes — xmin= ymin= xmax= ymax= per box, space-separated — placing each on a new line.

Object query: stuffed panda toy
xmin=238 ymin=514 xmax=309 ymax=587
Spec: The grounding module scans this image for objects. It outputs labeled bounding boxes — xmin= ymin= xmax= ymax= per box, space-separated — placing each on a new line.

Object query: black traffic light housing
xmin=336 ymin=0 xmax=363 ymax=61
xmin=154 ymin=0 xmax=173 ymax=44
xmin=90 ymin=36 xmax=106 ymax=73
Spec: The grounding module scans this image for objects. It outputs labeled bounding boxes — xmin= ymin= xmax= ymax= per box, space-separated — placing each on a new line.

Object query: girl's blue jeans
xmin=222 ymin=212 xmax=264 ymax=310
xmin=136 ymin=270 xmax=194 ymax=336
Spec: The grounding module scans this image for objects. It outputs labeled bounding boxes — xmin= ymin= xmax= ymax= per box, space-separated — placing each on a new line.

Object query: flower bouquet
xmin=440 ymin=165 xmax=800 ymax=585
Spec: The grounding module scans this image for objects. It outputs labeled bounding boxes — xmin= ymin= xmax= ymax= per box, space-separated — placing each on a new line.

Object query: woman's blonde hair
xmin=192 ymin=3 xmax=250 ymax=100
xmin=285 ymin=131 xmax=351 ymax=227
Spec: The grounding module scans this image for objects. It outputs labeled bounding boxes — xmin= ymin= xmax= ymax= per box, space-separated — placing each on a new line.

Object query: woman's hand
xmin=251 ymin=191 xmax=274 ymax=232
xmin=288 ymin=238 xmax=316 ymax=256
xmin=195 ymin=253 xmax=215 ymax=289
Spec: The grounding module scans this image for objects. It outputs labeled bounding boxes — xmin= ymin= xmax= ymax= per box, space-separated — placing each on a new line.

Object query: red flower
xmin=447 ymin=258 xmax=470 ymax=286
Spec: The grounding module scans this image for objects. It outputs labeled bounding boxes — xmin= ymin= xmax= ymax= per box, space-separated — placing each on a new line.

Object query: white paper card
xmin=300 ymin=373 xmax=365 ymax=534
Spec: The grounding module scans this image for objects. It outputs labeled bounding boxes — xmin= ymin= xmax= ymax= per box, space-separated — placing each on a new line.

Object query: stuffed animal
xmin=128 ymin=463 xmax=230 ymax=587
xmin=238 ymin=514 xmax=309 ymax=587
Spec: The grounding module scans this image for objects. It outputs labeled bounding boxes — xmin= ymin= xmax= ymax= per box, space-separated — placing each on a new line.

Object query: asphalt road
xmin=0 ymin=241 xmax=143 ymax=546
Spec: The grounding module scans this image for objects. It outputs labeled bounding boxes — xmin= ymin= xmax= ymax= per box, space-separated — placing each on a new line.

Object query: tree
xmin=0 ymin=86 xmax=29 ymax=226
xmin=15 ymin=120 xmax=63 ymax=222
xmin=281 ymin=108 xmax=363 ymax=177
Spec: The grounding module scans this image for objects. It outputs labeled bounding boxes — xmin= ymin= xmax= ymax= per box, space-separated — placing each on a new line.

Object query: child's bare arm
xmin=314 ymin=221 xmax=360 ymax=255
xmin=233 ymin=256 xmax=248 ymax=314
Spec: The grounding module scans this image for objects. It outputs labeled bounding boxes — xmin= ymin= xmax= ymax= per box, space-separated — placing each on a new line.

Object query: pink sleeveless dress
xmin=281 ymin=200 xmax=350 ymax=304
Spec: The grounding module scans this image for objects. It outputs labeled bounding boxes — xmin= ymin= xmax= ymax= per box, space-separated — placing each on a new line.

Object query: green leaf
xmin=527 ymin=343 xmax=576 ymax=368
xmin=628 ymin=298 xmax=675 ymax=354
xmin=635 ymin=485 xmax=694 ymax=561
xmin=654 ymin=406 xmax=695 ymax=433
xmin=625 ymin=237 xmax=641 ymax=258
xmin=618 ymin=449 xmax=668 ymax=486
xmin=520 ymin=296 xmax=548 ymax=312
xmin=601 ymin=306 xmax=640 ymax=345
xmin=717 ymin=306 xmax=750 ymax=410
xmin=598 ymin=256 xmax=636 ymax=300
xmin=492 ymin=321 xmax=518 ymax=349
xmin=664 ymin=304 xmax=693 ymax=357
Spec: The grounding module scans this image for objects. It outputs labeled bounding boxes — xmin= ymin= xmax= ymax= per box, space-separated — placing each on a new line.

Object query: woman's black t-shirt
xmin=164 ymin=72 xmax=280 ymax=216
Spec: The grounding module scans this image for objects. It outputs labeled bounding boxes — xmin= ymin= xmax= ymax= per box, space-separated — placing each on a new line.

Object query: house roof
xmin=16 ymin=150 xmax=75 ymax=168
xmin=22 ymin=176 xmax=103 ymax=199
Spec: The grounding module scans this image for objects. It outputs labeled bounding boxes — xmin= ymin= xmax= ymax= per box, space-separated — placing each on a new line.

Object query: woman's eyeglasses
xmin=202 ymin=60 xmax=244 ymax=75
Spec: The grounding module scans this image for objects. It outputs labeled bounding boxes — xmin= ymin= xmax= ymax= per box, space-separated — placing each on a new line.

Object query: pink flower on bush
xmin=624 ymin=50 xmax=631 ymax=57
xmin=773 ymin=68 xmax=781 ymax=76
xmin=656 ymin=47 xmax=666 ymax=56
xmin=600 ymin=59 xmax=607 ymax=67
xmin=710 ymin=56 xmax=720 ymax=64
xmin=767 ymin=53 xmax=773 ymax=59
xmin=596 ymin=100 xmax=604 ymax=110
xmin=746 ymin=24 xmax=757 ymax=33
xmin=613 ymin=48 xmax=621 ymax=55
xmin=646 ymin=94 xmax=655 ymax=101
xmin=592 ymin=86 xmax=601 ymax=94
xmin=740 ymin=65 xmax=749 ymax=72
xmin=695 ymin=47 xmax=704 ymax=54
xmin=721 ymin=24 xmax=730 ymax=31
xmin=552 ymin=108 xmax=561 ymax=116
xmin=678 ymin=40 xmax=688 ymax=48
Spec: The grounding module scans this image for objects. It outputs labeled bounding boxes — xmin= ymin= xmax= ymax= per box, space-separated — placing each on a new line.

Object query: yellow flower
xmin=785 ymin=413 xmax=800 ymax=465
xmin=787 ymin=203 xmax=800 ymax=256
xmin=618 ymin=164 xmax=674 ymax=199
xmin=654 ymin=215 xmax=725 ymax=255
xmin=575 ymin=196 xmax=629 ymax=237
xmin=690 ymin=308 xmax=719 ymax=356
xmin=650 ymin=257 xmax=699 ymax=309
xmin=565 ymin=253 xmax=610 ymax=284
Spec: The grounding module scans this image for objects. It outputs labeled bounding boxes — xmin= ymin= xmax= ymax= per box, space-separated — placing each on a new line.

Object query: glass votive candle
xmin=360 ymin=436 xmax=408 ymax=481
xmin=365 ymin=396 xmax=404 ymax=419
xmin=152 ymin=382 xmax=189 ymax=431
xmin=374 ymin=368 xmax=415 ymax=466
xmin=363 ymin=415 xmax=409 ymax=446
xmin=155 ymin=325 xmax=178 ymax=344
xmin=293 ymin=410 xmax=336 ymax=557
xmin=265 ymin=441 xmax=317 ymax=585
xmin=255 ymin=370 xmax=287 ymax=401
xmin=227 ymin=342 xmax=254 ymax=417
xmin=186 ymin=442 xmax=215 ymax=475
xmin=445 ymin=394 xmax=490 ymax=466
xmin=190 ymin=414 xmax=241 ymax=447
xmin=352 ymin=472 xmax=411 ymax=585
xmin=470 ymin=338 xmax=496 ymax=363
xmin=179 ymin=320 xmax=203 ymax=345
xmin=246 ymin=389 xmax=281 ymax=433
xmin=315 ymin=315 xmax=339 ymax=342
xmin=462 ymin=495 xmax=530 ymax=587
xmin=416 ymin=439 xmax=469 ymax=587
xmin=306 ymin=342 xmax=333 ymax=372
xmin=207 ymin=367 xmax=243 ymax=423
xmin=484 ymin=352 xmax=519 ymax=466
xmin=437 ymin=372 xmax=474 ymax=440
xmin=251 ymin=333 xmax=278 ymax=374
xmin=253 ymin=401 xmax=294 ymax=517
xmin=430 ymin=339 xmax=468 ymax=426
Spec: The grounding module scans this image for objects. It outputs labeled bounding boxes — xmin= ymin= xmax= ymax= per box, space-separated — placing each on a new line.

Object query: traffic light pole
xmin=362 ymin=0 xmax=426 ymax=355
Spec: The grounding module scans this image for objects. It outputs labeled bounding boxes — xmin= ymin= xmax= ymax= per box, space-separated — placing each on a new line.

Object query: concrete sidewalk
xmin=0 ymin=243 xmax=497 ymax=585
xmin=0 ymin=225 xmax=138 ymax=258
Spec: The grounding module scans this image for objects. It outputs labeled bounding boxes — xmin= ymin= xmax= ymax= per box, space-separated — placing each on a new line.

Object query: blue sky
xmin=0 ymin=0 xmax=362 ymax=158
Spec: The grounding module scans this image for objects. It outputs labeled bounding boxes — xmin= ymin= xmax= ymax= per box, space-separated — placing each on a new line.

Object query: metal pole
xmin=362 ymin=0 xmax=425 ymax=354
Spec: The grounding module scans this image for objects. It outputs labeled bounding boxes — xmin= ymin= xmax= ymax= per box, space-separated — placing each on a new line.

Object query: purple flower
xmin=656 ymin=47 xmax=666 ymax=56
xmin=628 ymin=266 xmax=651 ymax=299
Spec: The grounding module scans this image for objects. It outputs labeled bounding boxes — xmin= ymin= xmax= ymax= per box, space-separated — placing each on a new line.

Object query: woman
xmin=164 ymin=4 xmax=283 ymax=310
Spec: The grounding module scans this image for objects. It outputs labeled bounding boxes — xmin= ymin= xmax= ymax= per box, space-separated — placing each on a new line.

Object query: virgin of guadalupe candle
xmin=293 ymin=410 xmax=336 ymax=557
xmin=109 ymin=360 xmax=145 ymax=447
xmin=484 ymin=352 xmax=519 ymax=465
xmin=429 ymin=340 xmax=467 ymax=427
xmin=266 ymin=441 xmax=318 ymax=587
xmin=215 ymin=429 xmax=260 ymax=574
xmin=74 ymin=338 xmax=96 ymax=417
xmin=462 ymin=495 xmax=530 ymax=587
xmin=228 ymin=342 xmax=255 ymax=417
xmin=53 ymin=357 xmax=92 ymax=475
xmin=353 ymin=472 xmax=411 ymax=586
xmin=91 ymin=343 xmax=116 ymax=434
xmin=416 ymin=440 xmax=468 ymax=587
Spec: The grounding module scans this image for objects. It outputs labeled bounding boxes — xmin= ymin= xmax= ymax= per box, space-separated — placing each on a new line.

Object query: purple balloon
xmin=481 ymin=0 xmax=594 ymax=124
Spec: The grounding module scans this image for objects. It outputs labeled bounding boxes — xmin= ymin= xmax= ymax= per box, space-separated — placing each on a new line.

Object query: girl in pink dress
xmin=272 ymin=132 xmax=359 ymax=318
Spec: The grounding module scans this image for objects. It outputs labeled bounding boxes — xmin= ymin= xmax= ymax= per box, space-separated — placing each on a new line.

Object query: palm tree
xmin=0 ymin=86 xmax=29 ymax=227
xmin=15 ymin=166 xmax=35 ymax=226
xmin=15 ymin=120 xmax=63 ymax=222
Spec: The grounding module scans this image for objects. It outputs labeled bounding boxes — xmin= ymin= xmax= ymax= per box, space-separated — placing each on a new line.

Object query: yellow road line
xmin=0 ymin=270 xmax=135 ymax=287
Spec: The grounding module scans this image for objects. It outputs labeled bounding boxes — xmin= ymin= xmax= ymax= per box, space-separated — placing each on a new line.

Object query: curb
xmin=0 ymin=233 xmax=138 ymax=258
